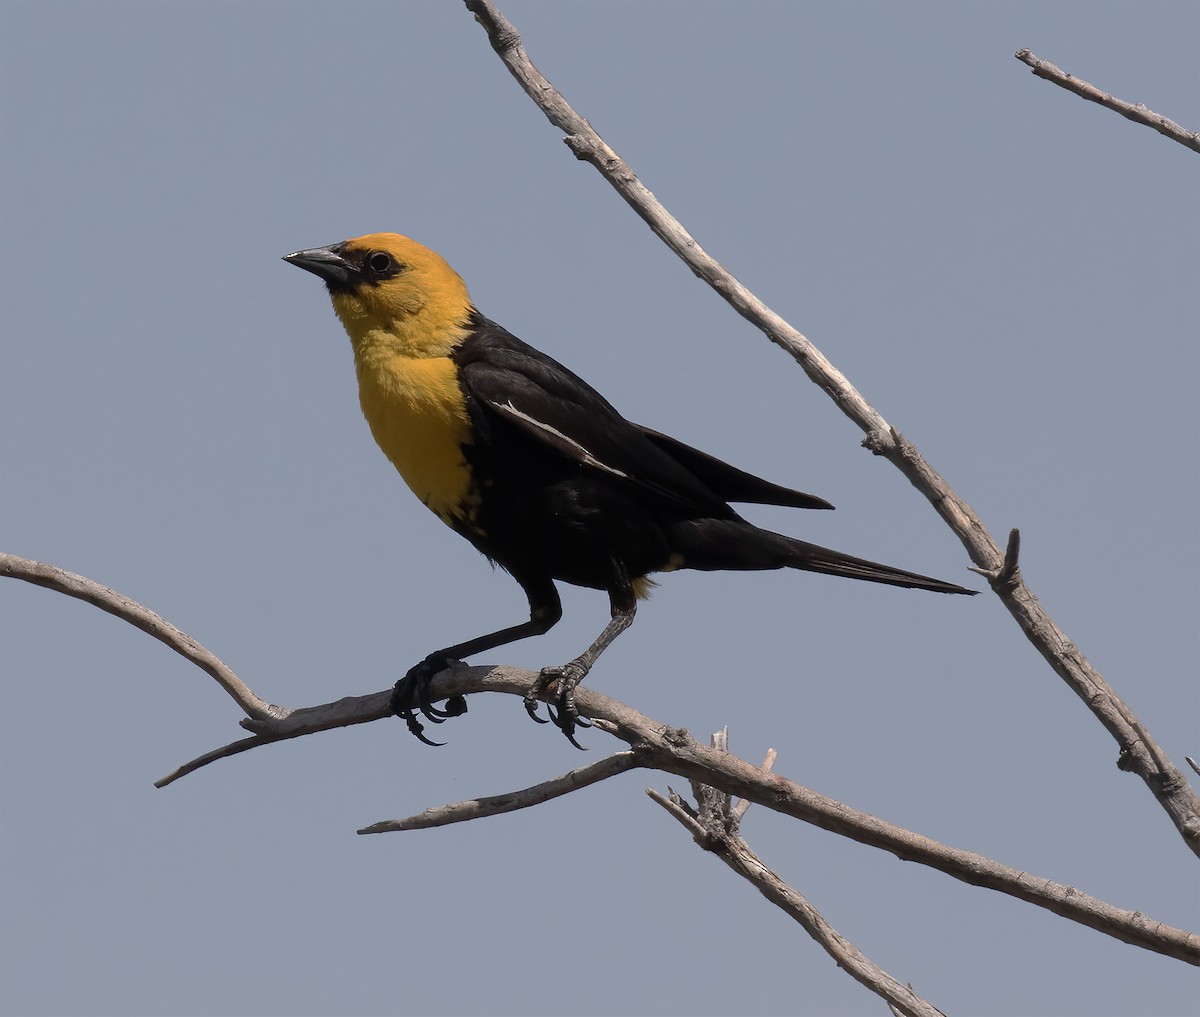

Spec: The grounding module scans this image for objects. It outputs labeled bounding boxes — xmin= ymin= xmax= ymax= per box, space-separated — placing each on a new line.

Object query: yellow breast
xmin=355 ymin=351 xmax=478 ymax=528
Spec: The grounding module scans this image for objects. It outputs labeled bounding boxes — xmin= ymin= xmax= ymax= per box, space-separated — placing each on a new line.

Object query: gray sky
xmin=2 ymin=2 xmax=1197 ymax=1015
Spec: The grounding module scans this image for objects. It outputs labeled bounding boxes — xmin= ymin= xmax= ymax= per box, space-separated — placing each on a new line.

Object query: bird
xmin=284 ymin=232 xmax=975 ymax=745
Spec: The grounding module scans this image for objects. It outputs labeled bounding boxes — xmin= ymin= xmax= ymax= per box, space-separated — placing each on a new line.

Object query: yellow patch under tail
xmin=632 ymin=576 xmax=659 ymax=600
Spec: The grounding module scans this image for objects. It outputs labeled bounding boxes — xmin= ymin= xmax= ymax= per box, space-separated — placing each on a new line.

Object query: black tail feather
xmin=781 ymin=537 xmax=976 ymax=594
xmin=668 ymin=519 xmax=976 ymax=595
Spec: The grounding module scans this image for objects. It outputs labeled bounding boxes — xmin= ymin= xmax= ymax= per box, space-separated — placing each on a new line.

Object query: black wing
xmin=453 ymin=314 xmax=828 ymax=515
xmin=635 ymin=426 xmax=833 ymax=510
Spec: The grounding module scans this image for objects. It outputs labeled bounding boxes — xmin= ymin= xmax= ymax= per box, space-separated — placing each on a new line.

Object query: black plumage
xmin=284 ymin=233 xmax=975 ymax=746
xmin=395 ymin=312 xmax=974 ymax=744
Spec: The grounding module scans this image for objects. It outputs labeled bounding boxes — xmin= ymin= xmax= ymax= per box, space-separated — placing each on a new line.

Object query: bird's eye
xmin=367 ymin=252 xmax=395 ymax=274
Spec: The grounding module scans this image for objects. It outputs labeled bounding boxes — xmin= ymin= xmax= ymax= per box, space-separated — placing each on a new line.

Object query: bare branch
xmin=5 ymin=554 xmax=1195 ymax=962
xmin=1 ymin=553 xmax=284 ymax=723
xmin=619 ymin=714 xmax=1200 ymax=966
xmin=155 ymin=690 xmax=398 ymax=785
xmin=650 ymin=737 xmax=946 ymax=1017
xmin=177 ymin=661 xmax=1200 ymax=963
xmin=459 ymin=1 xmax=1200 ymax=856
xmin=155 ymin=734 xmax=275 ymax=788
xmin=359 ymin=751 xmax=640 ymax=833
xmin=1015 ymin=48 xmax=1200 ymax=153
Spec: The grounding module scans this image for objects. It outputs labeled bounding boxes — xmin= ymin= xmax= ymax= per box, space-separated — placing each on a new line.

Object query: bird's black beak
xmin=283 ymin=244 xmax=357 ymax=286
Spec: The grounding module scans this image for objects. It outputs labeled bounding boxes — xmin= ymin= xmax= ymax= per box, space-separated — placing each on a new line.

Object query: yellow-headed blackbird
xmin=285 ymin=233 xmax=974 ymax=744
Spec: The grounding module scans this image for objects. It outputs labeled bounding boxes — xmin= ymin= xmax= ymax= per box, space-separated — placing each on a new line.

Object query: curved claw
xmin=524 ymin=697 xmax=551 ymax=724
xmin=523 ymin=667 xmax=556 ymax=725
xmin=545 ymin=702 xmax=589 ymax=751
xmin=561 ymin=725 xmax=588 ymax=751
xmin=419 ymin=701 xmax=454 ymax=723
xmin=390 ymin=655 xmax=467 ymax=746
xmin=528 ymin=661 xmax=591 ymax=749
xmin=403 ymin=714 xmax=446 ymax=748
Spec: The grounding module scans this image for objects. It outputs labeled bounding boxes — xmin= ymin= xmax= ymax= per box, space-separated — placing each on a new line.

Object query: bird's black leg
xmin=392 ymin=577 xmax=562 ymax=745
xmin=525 ymin=567 xmax=637 ymax=748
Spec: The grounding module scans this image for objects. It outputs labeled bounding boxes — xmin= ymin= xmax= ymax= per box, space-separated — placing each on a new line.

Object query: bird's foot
xmin=391 ymin=654 xmax=468 ymax=746
xmin=524 ymin=659 xmax=593 ymax=749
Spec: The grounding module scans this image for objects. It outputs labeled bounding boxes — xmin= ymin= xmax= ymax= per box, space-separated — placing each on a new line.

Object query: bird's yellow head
xmin=284 ymin=233 xmax=473 ymax=358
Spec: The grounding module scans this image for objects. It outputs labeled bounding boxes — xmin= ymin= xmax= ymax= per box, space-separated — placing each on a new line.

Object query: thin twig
xmin=648 ymin=789 xmax=704 ymax=835
xmin=0 ymin=553 xmax=283 ymax=722
xmin=460 ymin=0 xmax=1200 ymax=856
xmin=154 ymin=734 xmax=276 ymax=788
xmin=1015 ymin=48 xmax=1200 ymax=153
xmin=156 ymin=690 xmax=397 ymax=786
xmin=358 ymin=751 xmax=640 ymax=833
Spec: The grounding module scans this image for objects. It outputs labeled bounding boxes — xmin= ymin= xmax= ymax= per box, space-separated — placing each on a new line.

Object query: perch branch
xmin=460 ymin=0 xmax=1200 ymax=856
xmin=1015 ymin=48 xmax=1200 ymax=153
xmin=2 ymin=550 xmax=1195 ymax=962
xmin=648 ymin=731 xmax=945 ymax=1017
xmin=6 ymin=547 xmax=1197 ymax=962
xmin=359 ymin=751 xmax=640 ymax=833
xmin=151 ymin=631 xmax=1200 ymax=964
